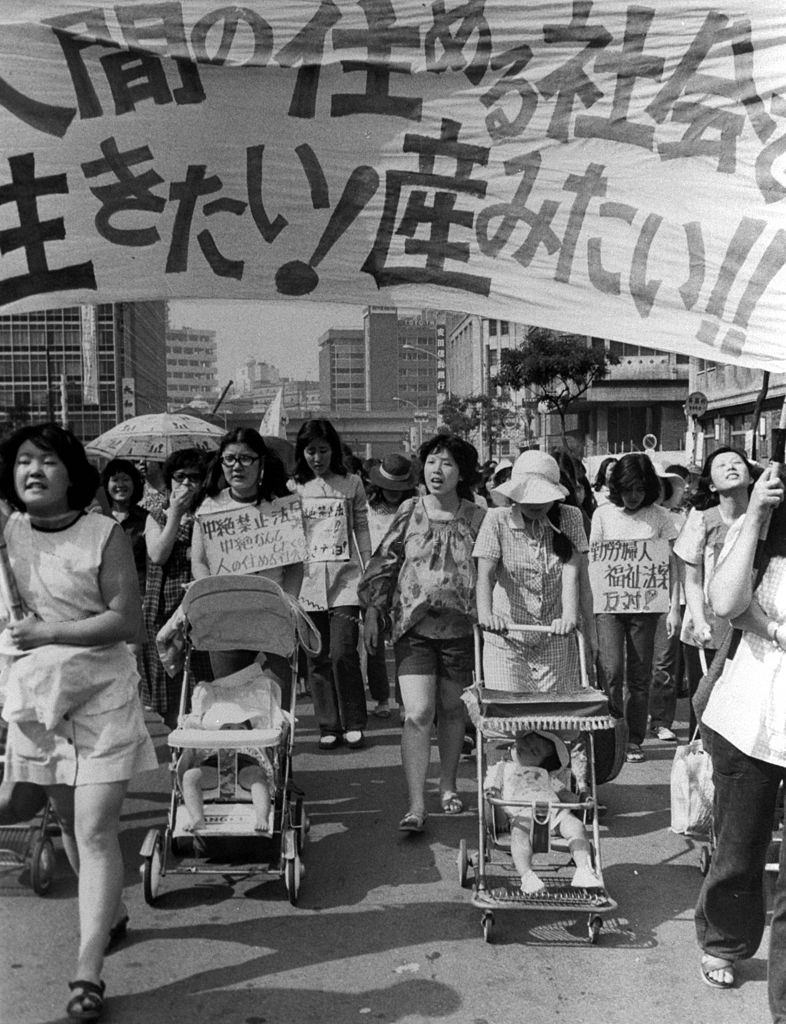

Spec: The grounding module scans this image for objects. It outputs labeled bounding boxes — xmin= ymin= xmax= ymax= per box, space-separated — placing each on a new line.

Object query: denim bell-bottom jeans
xmin=595 ymin=612 xmax=659 ymax=746
xmin=307 ymin=606 xmax=368 ymax=736
xmin=695 ymin=726 xmax=786 ymax=1021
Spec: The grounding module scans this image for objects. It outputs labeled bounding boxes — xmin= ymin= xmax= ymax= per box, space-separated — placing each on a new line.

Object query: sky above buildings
xmin=168 ymin=299 xmax=363 ymax=384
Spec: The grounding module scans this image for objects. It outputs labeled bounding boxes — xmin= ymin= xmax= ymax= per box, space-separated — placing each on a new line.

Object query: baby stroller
xmin=460 ymin=625 xmax=618 ymax=944
xmin=0 ymin=718 xmax=57 ymax=895
xmin=139 ymin=575 xmax=320 ymax=906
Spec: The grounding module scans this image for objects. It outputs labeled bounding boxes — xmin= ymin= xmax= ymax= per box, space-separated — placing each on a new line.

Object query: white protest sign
xmin=302 ymin=497 xmax=350 ymax=563
xmin=198 ymin=495 xmax=306 ymax=576
xmin=589 ymin=537 xmax=671 ymax=614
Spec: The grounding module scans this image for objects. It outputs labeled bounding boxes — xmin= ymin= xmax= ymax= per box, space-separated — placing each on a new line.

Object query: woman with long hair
xmin=590 ymin=453 xmax=681 ymax=763
xmin=191 ymin=427 xmax=303 ymax=706
xmin=293 ymin=418 xmax=372 ymax=749
xmin=674 ymin=446 xmax=757 ymax=737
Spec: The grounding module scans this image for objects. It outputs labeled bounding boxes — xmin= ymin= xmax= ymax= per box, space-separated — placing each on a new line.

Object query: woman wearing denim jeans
xmin=589 ymin=454 xmax=680 ymax=763
xmin=696 ymin=464 xmax=786 ymax=1015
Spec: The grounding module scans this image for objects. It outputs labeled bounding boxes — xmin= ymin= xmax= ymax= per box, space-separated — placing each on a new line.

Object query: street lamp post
xmin=392 ymin=395 xmax=424 ymax=447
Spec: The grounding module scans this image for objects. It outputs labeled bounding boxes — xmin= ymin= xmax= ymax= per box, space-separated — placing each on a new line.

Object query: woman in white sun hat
xmin=473 ymin=450 xmax=594 ymax=692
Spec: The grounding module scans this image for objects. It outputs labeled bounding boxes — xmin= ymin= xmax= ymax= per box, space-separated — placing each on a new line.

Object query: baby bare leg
xmin=510 ymin=816 xmax=544 ymax=893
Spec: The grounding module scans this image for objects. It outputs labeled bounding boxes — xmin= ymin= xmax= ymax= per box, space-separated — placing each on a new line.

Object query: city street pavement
xmin=1 ymin=694 xmax=775 ymax=1024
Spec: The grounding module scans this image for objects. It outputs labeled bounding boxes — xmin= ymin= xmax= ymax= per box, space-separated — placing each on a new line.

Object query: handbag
xmin=670 ymin=729 xmax=714 ymax=836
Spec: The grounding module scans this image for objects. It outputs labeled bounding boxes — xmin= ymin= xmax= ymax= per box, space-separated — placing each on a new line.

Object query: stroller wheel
xmin=699 ymin=845 xmax=712 ymax=877
xmin=284 ymin=855 xmax=302 ymax=905
xmin=30 ymin=835 xmax=55 ymax=896
xmin=141 ymin=831 xmax=164 ymax=905
xmin=588 ymin=915 xmax=603 ymax=944
xmin=457 ymin=839 xmax=469 ymax=889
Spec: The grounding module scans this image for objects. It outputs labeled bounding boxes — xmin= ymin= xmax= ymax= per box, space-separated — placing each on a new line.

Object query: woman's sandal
xmin=440 ymin=792 xmax=464 ymax=815
xmin=700 ymin=954 xmax=735 ymax=989
xmin=398 ymin=811 xmax=427 ymax=833
xmin=67 ymin=980 xmax=106 ymax=1022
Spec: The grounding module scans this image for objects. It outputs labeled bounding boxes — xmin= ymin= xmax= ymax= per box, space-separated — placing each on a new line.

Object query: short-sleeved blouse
xmin=473 ymin=504 xmax=588 ymax=691
xmin=294 ymin=473 xmax=371 ymax=611
xmin=703 ymin=543 xmax=786 ymax=767
xmin=674 ymin=506 xmax=733 ymax=648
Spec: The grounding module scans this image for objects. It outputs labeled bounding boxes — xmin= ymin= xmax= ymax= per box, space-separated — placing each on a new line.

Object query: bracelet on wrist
xmin=768 ymin=621 xmax=782 ymax=646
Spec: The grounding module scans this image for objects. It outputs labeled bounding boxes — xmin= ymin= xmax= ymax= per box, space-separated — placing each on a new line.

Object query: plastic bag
xmin=670 ymin=738 xmax=714 ymax=836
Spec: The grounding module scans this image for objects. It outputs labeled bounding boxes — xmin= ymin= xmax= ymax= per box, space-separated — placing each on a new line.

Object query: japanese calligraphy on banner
xmin=302 ymin=496 xmax=350 ymax=562
xmin=198 ymin=495 xmax=307 ymax=575
xmin=1 ymin=1 xmax=785 ymax=368
xmin=589 ymin=537 xmax=671 ymax=614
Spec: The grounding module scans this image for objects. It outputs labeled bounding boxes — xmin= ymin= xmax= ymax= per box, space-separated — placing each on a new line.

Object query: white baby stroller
xmin=139 ymin=575 xmax=320 ymax=906
xmin=460 ymin=625 xmax=618 ymax=944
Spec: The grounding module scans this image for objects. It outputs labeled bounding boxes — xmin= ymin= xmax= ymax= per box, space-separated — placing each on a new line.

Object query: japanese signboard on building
xmin=197 ymin=495 xmax=307 ymax=575
xmin=1 ymin=2 xmax=785 ymax=369
xmin=589 ymin=537 xmax=671 ymax=614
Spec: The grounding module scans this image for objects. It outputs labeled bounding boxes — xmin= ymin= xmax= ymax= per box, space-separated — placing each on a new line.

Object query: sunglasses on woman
xmin=171 ymin=471 xmax=202 ymax=484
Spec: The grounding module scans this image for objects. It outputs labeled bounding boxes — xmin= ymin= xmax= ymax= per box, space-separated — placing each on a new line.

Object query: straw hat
xmin=492 ymin=450 xmax=569 ymax=505
xmin=367 ymin=452 xmax=419 ymax=491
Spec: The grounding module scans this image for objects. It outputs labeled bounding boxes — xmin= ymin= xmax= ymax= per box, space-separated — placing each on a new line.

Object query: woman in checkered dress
xmin=141 ymin=449 xmax=211 ymax=728
xmin=474 ymin=450 xmax=589 ymax=692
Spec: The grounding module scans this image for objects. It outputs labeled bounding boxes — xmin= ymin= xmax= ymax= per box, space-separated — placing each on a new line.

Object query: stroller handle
xmin=473 ymin=623 xmax=590 ymax=690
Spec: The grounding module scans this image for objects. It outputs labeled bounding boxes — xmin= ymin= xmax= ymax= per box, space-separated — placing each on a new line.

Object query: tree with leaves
xmin=494 ymin=328 xmax=618 ymax=446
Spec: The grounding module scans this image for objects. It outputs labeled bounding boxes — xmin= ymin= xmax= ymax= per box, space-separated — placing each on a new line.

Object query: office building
xmin=166 ymin=325 xmax=219 ymax=410
xmin=0 ymin=302 xmax=167 ymax=443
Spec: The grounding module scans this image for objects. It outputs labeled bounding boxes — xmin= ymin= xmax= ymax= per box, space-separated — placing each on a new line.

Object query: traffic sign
xmin=684 ymin=391 xmax=708 ymax=418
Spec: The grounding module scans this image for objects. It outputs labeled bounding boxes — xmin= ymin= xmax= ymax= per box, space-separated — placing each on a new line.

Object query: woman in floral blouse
xmin=359 ymin=434 xmax=485 ymax=833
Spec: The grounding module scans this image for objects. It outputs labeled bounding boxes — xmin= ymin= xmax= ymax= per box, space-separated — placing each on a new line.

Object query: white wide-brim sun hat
xmin=491 ymin=450 xmax=569 ymax=505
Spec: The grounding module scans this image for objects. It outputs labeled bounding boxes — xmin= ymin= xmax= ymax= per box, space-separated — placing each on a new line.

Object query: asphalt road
xmin=1 ymin=695 xmax=775 ymax=1024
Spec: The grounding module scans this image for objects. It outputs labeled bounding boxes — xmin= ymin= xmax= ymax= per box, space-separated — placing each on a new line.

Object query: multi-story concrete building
xmin=166 ymin=325 xmax=218 ymax=410
xmin=688 ymin=359 xmax=786 ymax=465
xmin=447 ymin=316 xmax=690 ymax=459
xmin=0 ymin=302 xmax=167 ymax=444
xmin=318 ymin=327 xmax=366 ymax=412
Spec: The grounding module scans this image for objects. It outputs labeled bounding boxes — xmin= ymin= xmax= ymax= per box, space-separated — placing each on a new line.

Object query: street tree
xmin=439 ymin=393 xmax=515 ymax=458
xmin=494 ymin=328 xmax=618 ymax=446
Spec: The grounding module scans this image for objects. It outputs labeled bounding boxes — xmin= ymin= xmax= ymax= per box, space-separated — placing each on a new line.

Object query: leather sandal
xmin=398 ymin=811 xmax=427 ymax=832
xmin=700 ymin=955 xmax=735 ymax=989
xmin=67 ymin=980 xmax=106 ymax=1022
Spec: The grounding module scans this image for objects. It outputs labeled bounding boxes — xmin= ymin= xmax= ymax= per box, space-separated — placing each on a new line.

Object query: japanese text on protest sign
xmin=302 ymin=496 xmax=350 ymax=562
xmin=198 ymin=495 xmax=306 ymax=576
xmin=1 ymin=1 xmax=785 ymax=367
xmin=589 ymin=537 xmax=671 ymax=614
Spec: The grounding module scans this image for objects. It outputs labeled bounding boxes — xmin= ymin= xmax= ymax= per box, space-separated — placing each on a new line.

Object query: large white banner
xmin=1 ymin=1 xmax=785 ymax=368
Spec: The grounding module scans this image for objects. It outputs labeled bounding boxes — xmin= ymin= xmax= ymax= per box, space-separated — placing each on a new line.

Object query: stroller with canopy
xmin=139 ymin=575 xmax=319 ymax=906
xmin=460 ymin=624 xmax=618 ymax=943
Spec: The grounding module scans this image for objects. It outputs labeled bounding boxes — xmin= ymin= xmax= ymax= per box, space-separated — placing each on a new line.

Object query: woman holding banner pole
xmin=191 ymin=428 xmax=302 ymax=706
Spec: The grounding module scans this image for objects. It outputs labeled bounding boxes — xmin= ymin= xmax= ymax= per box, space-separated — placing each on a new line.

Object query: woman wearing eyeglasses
xmin=141 ymin=448 xmax=209 ymax=729
xmin=190 ymin=429 xmax=302 ymax=706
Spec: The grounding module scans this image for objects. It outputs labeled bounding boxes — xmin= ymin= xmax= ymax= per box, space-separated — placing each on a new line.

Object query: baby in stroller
xmin=176 ymin=698 xmax=275 ymax=838
xmin=484 ymin=730 xmax=602 ymax=894
xmin=174 ymin=667 xmax=284 ymax=845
